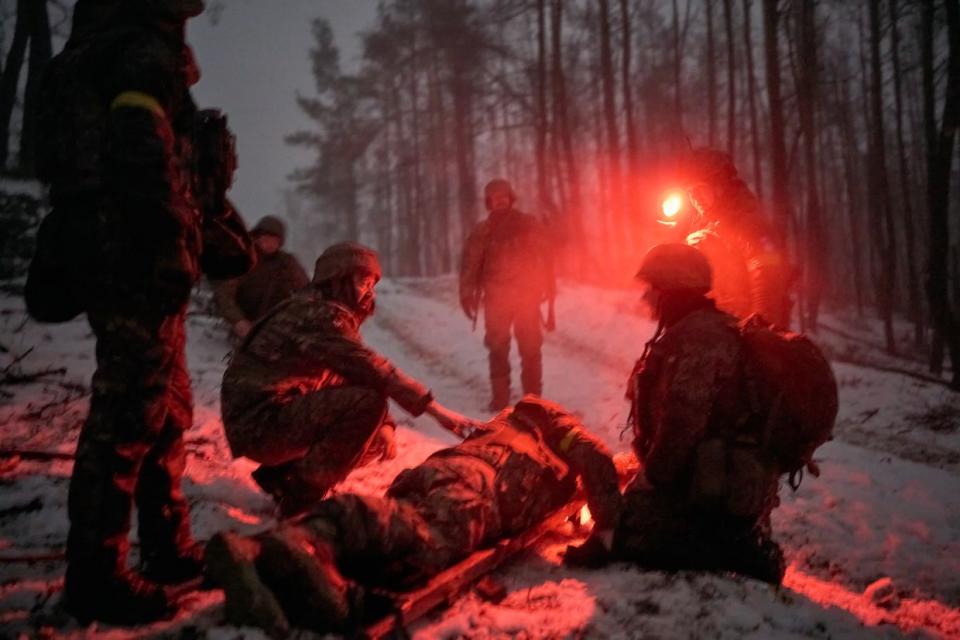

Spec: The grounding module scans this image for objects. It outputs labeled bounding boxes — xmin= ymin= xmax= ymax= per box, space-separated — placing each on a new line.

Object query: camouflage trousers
xmin=614 ymin=476 xmax=784 ymax=584
xmin=238 ymin=386 xmax=389 ymax=501
xmin=66 ymin=304 xmax=194 ymax=583
xmin=483 ymin=289 xmax=543 ymax=408
xmin=287 ymin=454 xmax=500 ymax=590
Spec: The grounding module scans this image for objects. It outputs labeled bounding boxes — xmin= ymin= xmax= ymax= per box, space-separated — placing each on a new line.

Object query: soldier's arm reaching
xmin=212 ymin=278 xmax=247 ymax=327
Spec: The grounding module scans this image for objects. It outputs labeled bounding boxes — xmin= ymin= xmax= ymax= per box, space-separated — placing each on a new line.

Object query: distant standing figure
xmin=214 ymin=215 xmax=308 ymax=339
xmin=459 ymin=179 xmax=556 ymax=411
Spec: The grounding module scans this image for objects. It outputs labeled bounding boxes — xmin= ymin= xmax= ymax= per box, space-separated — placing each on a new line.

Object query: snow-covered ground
xmin=1 ymin=278 xmax=958 ymax=639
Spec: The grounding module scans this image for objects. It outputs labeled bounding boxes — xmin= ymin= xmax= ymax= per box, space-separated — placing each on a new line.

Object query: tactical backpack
xmin=737 ymin=314 xmax=838 ymax=483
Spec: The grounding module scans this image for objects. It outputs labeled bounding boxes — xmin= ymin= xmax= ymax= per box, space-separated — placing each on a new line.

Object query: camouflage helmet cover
xmin=313 ymin=242 xmax=382 ymax=285
xmin=251 ymin=215 xmax=286 ymax=242
xmin=483 ymin=178 xmax=515 ymax=200
xmin=635 ymin=243 xmax=712 ymax=293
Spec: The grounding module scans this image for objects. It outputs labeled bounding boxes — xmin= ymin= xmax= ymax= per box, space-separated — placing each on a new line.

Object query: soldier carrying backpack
xmin=23 ymin=0 xmax=255 ymax=625
xmin=565 ymin=243 xmax=837 ymax=584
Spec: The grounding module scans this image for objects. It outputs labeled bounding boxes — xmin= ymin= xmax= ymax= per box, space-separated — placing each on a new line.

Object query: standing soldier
xmin=221 ymin=243 xmax=478 ymax=518
xmin=26 ymin=0 xmax=254 ymax=624
xmin=460 ymin=179 xmax=556 ymax=411
xmin=661 ymin=148 xmax=792 ymax=327
xmin=213 ymin=215 xmax=309 ymax=339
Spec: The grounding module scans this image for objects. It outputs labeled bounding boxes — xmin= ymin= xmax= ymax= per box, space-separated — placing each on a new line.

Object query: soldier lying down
xmin=205 ymin=396 xmax=621 ymax=636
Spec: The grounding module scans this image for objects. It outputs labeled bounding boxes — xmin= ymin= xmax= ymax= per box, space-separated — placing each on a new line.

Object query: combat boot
xmin=256 ymin=530 xmax=352 ymax=633
xmin=204 ymin=532 xmax=290 ymax=637
xmin=63 ymin=567 xmax=175 ymax=625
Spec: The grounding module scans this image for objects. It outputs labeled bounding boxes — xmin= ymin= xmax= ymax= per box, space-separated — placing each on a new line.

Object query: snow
xmin=1 ymin=277 xmax=958 ymax=638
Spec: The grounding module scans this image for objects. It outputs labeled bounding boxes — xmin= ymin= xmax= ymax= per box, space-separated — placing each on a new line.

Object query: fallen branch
xmin=2 ymin=366 xmax=67 ymax=386
xmin=0 ymin=449 xmax=76 ymax=461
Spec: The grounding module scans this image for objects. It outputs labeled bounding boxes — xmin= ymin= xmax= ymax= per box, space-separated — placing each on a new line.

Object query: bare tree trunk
xmin=707 ymin=0 xmax=717 ymax=146
xmin=836 ymin=78 xmax=866 ymax=316
xmin=620 ymin=0 xmax=640 ymax=250
xmin=451 ymin=58 xmax=477 ymax=246
xmin=18 ymin=0 xmax=51 ymax=177
xmin=762 ymin=0 xmax=791 ymax=249
xmin=598 ymin=0 xmax=623 ymax=266
xmin=743 ymin=0 xmax=763 ymax=198
xmin=723 ymin=0 xmax=736 ymax=156
xmin=867 ymin=0 xmax=897 ymax=354
xmin=795 ymin=0 xmax=824 ymax=329
xmin=535 ymin=0 xmax=551 ymax=218
xmin=889 ymin=0 xmax=925 ymax=348
xmin=922 ymin=0 xmax=960 ymax=388
xmin=551 ymin=0 xmax=586 ymax=275
xmin=672 ymin=0 xmax=683 ymax=132
xmin=0 ymin=0 xmax=30 ymax=171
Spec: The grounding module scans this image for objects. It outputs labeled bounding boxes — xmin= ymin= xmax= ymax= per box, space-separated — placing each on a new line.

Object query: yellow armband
xmin=559 ymin=428 xmax=580 ymax=452
xmin=110 ymin=91 xmax=165 ymax=118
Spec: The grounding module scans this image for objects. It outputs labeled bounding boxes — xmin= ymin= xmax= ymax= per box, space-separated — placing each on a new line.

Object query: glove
xmin=563 ymin=532 xmax=613 ymax=568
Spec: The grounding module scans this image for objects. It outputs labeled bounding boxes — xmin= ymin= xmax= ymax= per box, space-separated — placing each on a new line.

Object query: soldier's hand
xmin=426 ymin=401 xmax=482 ymax=438
xmin=376 ymin=424 xmax=397 ymax=461
xmin=233 ymin=319 xmax=253 ymax=338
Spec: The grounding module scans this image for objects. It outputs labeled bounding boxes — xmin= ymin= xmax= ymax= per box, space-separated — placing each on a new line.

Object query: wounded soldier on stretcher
xmin=205 ymin=396 xmax=621 ymax=636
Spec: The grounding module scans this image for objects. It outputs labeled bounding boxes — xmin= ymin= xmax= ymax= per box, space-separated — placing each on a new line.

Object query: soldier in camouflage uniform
xmin=205 ymin=396 xmax=621 ymax=635
xmin=460 ymin=179 xmax=556 ymax=411
xmin=213 ymin=215 xmax=308 ymax=339
xmin=569 ymin=244 xmax=784 ymax=583
xmin=30 ymin=0 xmax=242 ymax=624
xmin=670 ymin=148 xmax=792 ymax=327
xmin=221 ymin=242 xmax=478 ymax=518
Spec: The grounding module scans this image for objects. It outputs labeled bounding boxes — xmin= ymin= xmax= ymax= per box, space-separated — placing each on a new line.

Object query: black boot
xmin=256 ymin=529 xmax=352 ymax=633
xmin=63 ymin=567 xmax=175 ymax=625
xmin=205 ymin=532 xmax=290 ymax=638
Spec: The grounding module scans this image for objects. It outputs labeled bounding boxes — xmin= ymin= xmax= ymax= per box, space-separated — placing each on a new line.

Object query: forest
xmin=1 ymin=0 xmax=959 ymax=377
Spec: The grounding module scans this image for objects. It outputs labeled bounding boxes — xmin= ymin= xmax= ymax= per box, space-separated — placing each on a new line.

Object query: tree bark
xmin=867 ymin=0 xmax=897 ymax=354
xmin=889 ymin=0 xmax=925 ymax=347
xmin=795 ymin=0 xmax=824 ymax=329
xmin=0 ymin=0 xmax=31 ymax=171
xmin=762 ymin=0 xmax=791 ymax=249
xmin=707 ymin=0 xmax=717 ymax=146
xmin=922 ymin=0 xmax=960 ymax=388
xmin=535 ymin=0 xmax=550 ymax=219
xmin=18 ymin=0 xmax=52 ymax=176
xmin=742 ymin=0 xmax=763 ymax=198
xmin=597 ymin=0 xmax=623 ymax=264
xmin=723 ymin=0 xmax=736 ymax=156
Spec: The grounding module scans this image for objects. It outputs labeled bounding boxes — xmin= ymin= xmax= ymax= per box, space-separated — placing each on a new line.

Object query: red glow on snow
xmin=225 ymin=506 xmax=262 ymax=525
xmin=783 ymin=564 xmax=960 ymax=637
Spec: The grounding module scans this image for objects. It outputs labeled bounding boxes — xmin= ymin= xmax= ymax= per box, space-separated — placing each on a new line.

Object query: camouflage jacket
xmin=628 ymin=301 xmax=748 ymax=490
xmin=37 ymin=16 xmax=203 ymax=311
xmin=213 ymin=250 xmax=308 ymax=325
xmin=459 ymin=209 xmax=556 ymax=304
xmin=222 ymin=287 xmax=433 ymax=426
xmin=391 ymin=397 xmax=621 ymax=537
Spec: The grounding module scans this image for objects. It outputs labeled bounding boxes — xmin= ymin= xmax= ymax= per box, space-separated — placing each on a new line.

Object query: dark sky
xmin=187 ymin=0 xmax=378 ymax=226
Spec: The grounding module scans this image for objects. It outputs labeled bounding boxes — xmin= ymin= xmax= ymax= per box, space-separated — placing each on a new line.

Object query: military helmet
xmin=635 ymin=243 xmax=712 ymax=293
xmin=483 ymin=178 xmax=515 ymax=201
xmin=681 ymin=148 xmax=738 ymax=185
xmin=141 ymin=0 xmax=205 ymax=19
xmin=313 ymin=242 xmax=382 ymax=285
xmin=251 ymin=215 xmax=286 ymax=242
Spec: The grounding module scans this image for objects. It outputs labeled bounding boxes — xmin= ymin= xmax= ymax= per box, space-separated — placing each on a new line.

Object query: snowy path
xmin=1 ymin=280 xmax=958 ymax=638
